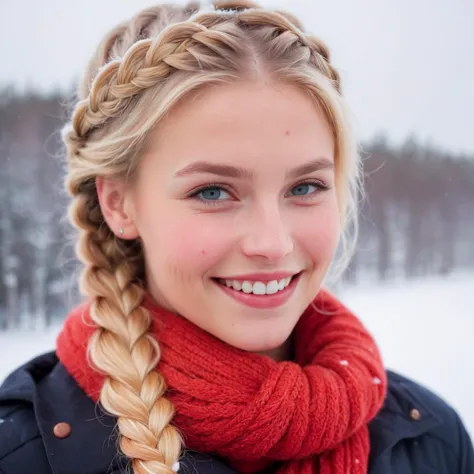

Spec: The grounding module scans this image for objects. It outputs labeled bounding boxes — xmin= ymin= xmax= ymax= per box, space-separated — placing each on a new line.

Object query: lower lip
xmin=213 ymin=274 xmax=301 ymax=309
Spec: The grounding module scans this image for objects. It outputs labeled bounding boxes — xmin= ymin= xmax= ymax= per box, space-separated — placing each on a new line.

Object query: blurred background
xmin=1 ymin=0 xmax=473 ymax=436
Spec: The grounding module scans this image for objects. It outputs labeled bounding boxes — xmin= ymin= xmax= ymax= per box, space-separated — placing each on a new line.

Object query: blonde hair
xmin=62 ymin=1 xmax=362 ymax=472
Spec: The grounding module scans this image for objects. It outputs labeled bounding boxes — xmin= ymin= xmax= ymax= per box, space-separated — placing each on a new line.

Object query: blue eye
xmin=290 ymin=183 xmax=318 ymax=196
xmin=196 ymin=186 xmax=230 ymax=201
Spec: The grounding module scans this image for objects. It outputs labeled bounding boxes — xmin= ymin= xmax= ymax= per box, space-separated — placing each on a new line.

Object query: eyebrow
xmin=174 ymin=158 xmax=334 ymax=180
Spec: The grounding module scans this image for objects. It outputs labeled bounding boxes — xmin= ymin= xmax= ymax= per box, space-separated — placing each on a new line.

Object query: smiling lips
xmin=214 ymin=271 xmax=301 ymax=309
xmin=218 ymin=276 xmax=293 ymax=295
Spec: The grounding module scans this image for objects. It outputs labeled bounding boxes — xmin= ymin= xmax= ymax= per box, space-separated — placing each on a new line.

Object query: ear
xmin=95 ymin=176 xmax=139 ymax=240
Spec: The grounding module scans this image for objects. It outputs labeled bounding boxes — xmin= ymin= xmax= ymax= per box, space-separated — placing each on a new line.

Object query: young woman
xmin=0 ymin=2 xmax=472 ymax=473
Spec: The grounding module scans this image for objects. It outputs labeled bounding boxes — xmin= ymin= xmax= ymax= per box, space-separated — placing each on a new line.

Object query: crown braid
xmin=65 ymin=6 xmax=340 ymax=158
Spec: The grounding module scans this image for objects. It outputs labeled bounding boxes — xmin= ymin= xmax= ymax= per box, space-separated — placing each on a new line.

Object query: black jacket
xmin=0 ymin=351 xmax=473 ymax=474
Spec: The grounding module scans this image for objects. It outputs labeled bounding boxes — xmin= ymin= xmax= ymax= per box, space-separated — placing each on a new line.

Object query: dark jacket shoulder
xmin=369 ymin=370 xmax=473 ymax=473
xmin=0 ymin=352 xmax=232 ymax=474
xmin=0 ymin=354 xmax=55 ymax=473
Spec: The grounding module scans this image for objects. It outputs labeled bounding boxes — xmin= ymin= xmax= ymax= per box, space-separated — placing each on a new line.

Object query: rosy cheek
xmin=160 ymin=218 xmax=232 ymax=273
xmin=299 ymin=206 xmax=341 ymax=255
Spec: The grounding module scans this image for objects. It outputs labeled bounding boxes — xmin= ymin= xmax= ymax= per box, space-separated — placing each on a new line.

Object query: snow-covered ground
xmin=1 ymin=272 xmax=473 ymax=438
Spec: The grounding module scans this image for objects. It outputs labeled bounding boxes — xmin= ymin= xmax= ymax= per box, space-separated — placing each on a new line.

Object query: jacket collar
xmin=37 ymin=359 xmax=123 ymax=473
xmin=0 ymin=352 xmax=121 ymax=474
xmin=368 ymin=370 xmax=443 ymax=465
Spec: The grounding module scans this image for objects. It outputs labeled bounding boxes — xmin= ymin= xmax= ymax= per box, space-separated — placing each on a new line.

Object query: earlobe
xmin=95 ymin=176 xmax=139 ymax=239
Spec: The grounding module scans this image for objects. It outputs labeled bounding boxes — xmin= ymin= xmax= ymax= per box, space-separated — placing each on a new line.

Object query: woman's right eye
xmin=192 ymin=186 xmax=232 ymax=204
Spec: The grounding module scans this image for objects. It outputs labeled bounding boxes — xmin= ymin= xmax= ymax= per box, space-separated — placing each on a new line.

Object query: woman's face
xmin=128 ymin=81 xmax=340 ymax=353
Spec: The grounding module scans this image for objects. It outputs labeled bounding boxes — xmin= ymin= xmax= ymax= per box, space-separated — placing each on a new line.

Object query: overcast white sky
xmin=1 ymin=0 xmax=473 ymax=153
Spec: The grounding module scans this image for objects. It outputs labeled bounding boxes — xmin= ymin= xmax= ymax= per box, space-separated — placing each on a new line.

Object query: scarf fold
xmin=57 ymin=289 xmax=387 ymax=474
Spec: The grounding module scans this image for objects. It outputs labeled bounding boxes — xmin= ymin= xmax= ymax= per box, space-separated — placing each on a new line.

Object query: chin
xmin=224 ymin=328 xmax=292 ymax=355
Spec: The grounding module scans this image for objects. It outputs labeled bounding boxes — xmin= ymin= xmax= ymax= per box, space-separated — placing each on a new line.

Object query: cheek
xmin=151 ymin=215 xmax=234 ymax=276
xmin=135 ymin=182 xmax=233 ymax=275
xmin=296 ymin=204 xmax=341 ymax=260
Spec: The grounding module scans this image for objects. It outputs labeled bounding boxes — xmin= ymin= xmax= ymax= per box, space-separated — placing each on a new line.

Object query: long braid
xmin=65 ymin=174 xmax=182 ymax=473
xmin=63 ymin=2 xmax=351 ymax=473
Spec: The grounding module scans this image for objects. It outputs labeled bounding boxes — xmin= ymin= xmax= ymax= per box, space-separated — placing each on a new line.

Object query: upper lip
xmin=216 ymin=271 xmax=300 ymax=282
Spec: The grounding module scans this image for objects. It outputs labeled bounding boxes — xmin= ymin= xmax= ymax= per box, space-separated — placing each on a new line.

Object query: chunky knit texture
xmin=57 ymin=289 xmax=387 ymax=474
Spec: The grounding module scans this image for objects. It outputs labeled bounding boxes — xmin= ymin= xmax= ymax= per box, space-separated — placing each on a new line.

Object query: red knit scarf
xmin=57 ymin=289 xmax=387 ymax=474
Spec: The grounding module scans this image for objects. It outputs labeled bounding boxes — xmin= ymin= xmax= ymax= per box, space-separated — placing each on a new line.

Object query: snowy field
xmin=1 ymin=272 xmax=473 ymax=438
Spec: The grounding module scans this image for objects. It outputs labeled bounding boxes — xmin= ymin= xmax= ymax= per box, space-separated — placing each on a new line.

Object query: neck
xmin=257 ymin=337 xmax=293 ymax=362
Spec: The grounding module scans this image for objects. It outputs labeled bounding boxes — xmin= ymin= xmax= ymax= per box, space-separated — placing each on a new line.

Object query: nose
xmin=240 ymin=204 xmax=294 ymax=262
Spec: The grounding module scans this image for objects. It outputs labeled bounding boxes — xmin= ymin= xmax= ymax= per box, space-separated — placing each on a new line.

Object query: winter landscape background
xmin=1 ymin=0 xmax=473 ymax=439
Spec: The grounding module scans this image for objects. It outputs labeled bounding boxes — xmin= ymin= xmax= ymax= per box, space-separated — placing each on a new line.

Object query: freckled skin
xmin=126 ymin=81 xmax=341 ymax=355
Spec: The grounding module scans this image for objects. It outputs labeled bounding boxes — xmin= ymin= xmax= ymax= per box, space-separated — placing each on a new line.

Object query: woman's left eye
xmin=289 ymin=182 xmax=323 ymax=197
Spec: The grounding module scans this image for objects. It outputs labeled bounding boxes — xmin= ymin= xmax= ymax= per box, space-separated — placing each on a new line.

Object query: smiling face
xmin=125 ymin=80 xmax=341 ymax=354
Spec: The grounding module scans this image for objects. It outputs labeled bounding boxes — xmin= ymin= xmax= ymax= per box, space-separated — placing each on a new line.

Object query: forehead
xmin=143 ymin=81 xmax=335 ymax=175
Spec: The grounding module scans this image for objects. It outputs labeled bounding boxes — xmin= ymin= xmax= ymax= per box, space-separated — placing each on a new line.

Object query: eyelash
xmin=189 ymin=179 xmax=331 ymax=207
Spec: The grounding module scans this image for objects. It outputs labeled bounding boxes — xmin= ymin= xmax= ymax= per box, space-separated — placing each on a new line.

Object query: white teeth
xmin=221 ymin=275 xmax=295 ymax=295
xmin=266 ymin=280 xmax=279 ymax=295
xmin=252 ymin=282 xmax=266 ymax=295
xmin=232 ymin=280 xmax=242 ymax=291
